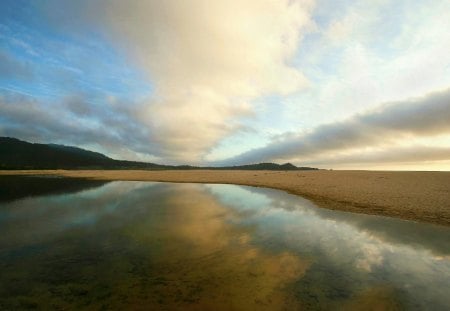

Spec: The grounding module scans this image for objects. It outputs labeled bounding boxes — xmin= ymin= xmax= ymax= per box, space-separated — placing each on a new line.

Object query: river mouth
xmin=1 ymin=177 xmax=449 ymax=310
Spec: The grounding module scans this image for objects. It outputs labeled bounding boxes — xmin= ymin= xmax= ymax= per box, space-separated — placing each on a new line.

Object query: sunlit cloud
xmin=66 ymin=0 xmax=315 ymax=163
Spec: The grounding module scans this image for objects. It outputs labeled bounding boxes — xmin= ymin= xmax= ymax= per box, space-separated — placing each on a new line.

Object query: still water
xmin=0 ymin=176 xmax=450 ymax=310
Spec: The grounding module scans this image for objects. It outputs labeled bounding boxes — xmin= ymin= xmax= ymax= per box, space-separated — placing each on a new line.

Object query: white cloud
xmin=79 ymin=0 xmax=316 ymax=163
xmin=284 ymin=0 xmax=450 ymax=127
xmin=214 ymin=0 xmax=450 ymax=168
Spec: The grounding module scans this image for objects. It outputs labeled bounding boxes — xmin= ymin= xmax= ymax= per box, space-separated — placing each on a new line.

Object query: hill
xmin=0 ymin=137 xmax=166 ymax=170
xmin=211 ymin=162 xmax=317 ymax=170
xmin=0 ymin=137 xmax=317 ymax=170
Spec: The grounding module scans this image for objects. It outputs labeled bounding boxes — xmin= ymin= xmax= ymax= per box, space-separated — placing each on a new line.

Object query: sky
xmin=1 ymin=0 xmax=450 ymax=170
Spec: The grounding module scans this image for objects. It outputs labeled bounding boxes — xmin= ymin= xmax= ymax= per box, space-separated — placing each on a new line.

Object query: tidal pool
xmin=0 ymin=177 xmax=449 ymax=310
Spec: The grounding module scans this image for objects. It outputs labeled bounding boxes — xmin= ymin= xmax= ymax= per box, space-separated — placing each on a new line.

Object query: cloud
xmin=222 ymin=87 xmax=450 ymax=165
xmin=0 ymin=92 xmax=158 ymax=161
xmin=65 ymin=96 xmax=93 ymax=116
xmin=56 ymin=0 xmax=315 ymax=163
xmin=0 ymin=51 xmax=33 ymax=81
xmin=284 ymin=0 xmax=450 ymax=129
xmin=3 ymin=0 xmax=449 ymax=168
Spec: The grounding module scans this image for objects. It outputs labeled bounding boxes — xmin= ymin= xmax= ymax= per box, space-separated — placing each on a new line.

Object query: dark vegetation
xmin=0 ymin=137 xmax=318 ymax=171
xmin=0 ymin=175 xmax=108 ymax=203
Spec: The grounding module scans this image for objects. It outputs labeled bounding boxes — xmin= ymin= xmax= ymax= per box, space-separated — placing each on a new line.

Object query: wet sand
xmin=1 ymin=170 xmax=449 ymax=226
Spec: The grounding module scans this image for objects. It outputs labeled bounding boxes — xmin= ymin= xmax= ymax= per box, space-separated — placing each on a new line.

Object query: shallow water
xmin=0 ymin=177 xmax=449 ymax=310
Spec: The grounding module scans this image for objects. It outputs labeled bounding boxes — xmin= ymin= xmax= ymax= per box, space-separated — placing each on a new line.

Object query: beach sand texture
xmin=1 ymin=170 xmax=449 ymax=226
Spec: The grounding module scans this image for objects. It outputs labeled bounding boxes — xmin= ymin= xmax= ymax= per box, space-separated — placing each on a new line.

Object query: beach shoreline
xmin=1 ymin=169 xmax=449 ymax=226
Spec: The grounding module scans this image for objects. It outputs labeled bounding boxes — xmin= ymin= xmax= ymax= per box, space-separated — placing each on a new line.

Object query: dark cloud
xmin=65 ymin=96 xmax=93 ymax=116
xmin=0 ymin=92 xmax=157 ymax=160
xmin=222 ymin=88 xmax=450 ymax=165
xmin=0 ymin=51 xmax=34 ymax=81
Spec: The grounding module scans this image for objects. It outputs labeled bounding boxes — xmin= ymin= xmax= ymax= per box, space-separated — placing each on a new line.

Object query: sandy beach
xmin=1 ymin=169 xmax=449 ymax=226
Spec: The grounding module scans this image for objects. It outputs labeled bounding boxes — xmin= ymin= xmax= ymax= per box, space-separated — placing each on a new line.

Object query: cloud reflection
xmin=1 ymin=181 xmax=449 ymax=309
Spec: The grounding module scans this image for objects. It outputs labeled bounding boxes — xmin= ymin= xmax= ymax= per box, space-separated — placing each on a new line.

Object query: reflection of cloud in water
xmin=0 ymin=182 xmax=157 ymax=249
xmin=207 ymin=183 xmax=450 ymax=309
xmin=0 ymin=181 xmax=312 ymax=309
xmin=1 ymin=180 xmax=449 ymax=309
xmin=122 ymin=183 xmax=311 ymax=309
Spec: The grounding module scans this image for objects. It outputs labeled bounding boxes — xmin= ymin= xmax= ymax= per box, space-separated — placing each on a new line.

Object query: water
xmin=0 ymin=177 xmax=449 ymax=310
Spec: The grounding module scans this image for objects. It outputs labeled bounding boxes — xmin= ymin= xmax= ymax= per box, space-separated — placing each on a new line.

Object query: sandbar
xmin=1 ymin=170 xmax=449 ymax=226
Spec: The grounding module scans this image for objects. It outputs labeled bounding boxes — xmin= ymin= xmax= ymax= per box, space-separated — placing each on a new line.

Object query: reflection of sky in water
xmin=1 ymin=180 xmax=449 ymax=309
xmin=207 ymin=184 xmax=450 ymax=309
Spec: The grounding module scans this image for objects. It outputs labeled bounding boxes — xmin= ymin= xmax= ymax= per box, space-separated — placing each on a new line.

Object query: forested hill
xmin=0 ymin=137 xmax=317 ymax=170
xmin=0 ymin=137 xmax=166 ymax=169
